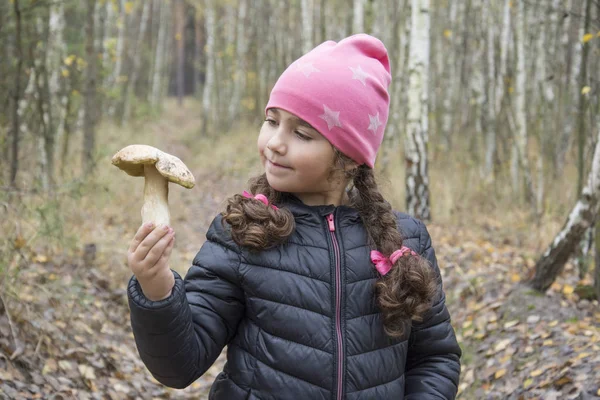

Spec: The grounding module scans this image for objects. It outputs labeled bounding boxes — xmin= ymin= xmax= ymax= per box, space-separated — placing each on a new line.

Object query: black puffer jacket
xmin=128 ymin=194 xmax=461 ymax=399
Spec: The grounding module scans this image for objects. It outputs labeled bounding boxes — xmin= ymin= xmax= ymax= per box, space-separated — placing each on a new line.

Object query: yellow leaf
xmin=443 ymin=29 xmax=452 ymax=38
xmin=531 ymin=369 xmax=543 ymax=377
xmin=61 ymin=69 xmax=70 ymax=78
xmin=124 ymin=1 xmax=134 ymax=14
xmin=494 ymin=369 xmax=506 ymax=379
xmin=14 ymin=235 xmax=26 ymax=249
xmin=33 ymin=254 xmax=48 ymax=263
xmin=577 ymin=352 xmax=591 ymax=360
xmin=511 ymin=273 xmax=521 ymax=283
xmin=508 ymin=87 xmax=514 ymax=94
xmin=503 ymin=320 xmax=519 ymax=329
xmin=582 ymin=33 xmax=594 ymax=43
xmin=175 ymin=33 xmax=182 ymax=41
xmin=548 ymin=320 xmax=558 ymax=327
xmin=523 ymin=378 xmax=533 ymax=388
xmin=563 ymin=284 xmax=574 ymax=295
xmin=543 ymin=339 xmax=554 ymax=346
xmin=581 ymin=86 xmax=591 ymax=95
xmin=597 ymin=389 xmax=600 ymax=396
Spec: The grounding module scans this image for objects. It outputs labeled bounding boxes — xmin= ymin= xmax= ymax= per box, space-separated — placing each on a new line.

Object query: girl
xmin=126 ymin=34 xmax=461 ymax=399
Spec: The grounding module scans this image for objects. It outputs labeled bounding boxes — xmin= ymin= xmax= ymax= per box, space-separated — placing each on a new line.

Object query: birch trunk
xmin=556 ymin=0 xmax=579 ymax=174
xmin=175 ymin=0 xmax=185 ymax=106
xmin=405 ymin=0 xmax=431 ymax=221
xmin=10 ymin=0 xmax=23 ymax=187
xmin=228 ymin=0 xmax=248 ymax=123
xmin=108 ymin=0 xmax=126 ymax=117
xmin=202 ymin=0 xmax=216 ymax=134
xmin=83 ymin=0 xmax=98 ymax=177
xmin=484 ymin=0 xmax=496 ymax=179
xmin=301 ymin=0 xmax=314 ymax=53
xmin=353 ymin=0 xmax=364 ymax=33
xmin=529 ymin=127 xmax=600 ymax=292
xmin=513 ymin=0 xmax=535 ymax=205
xmin=151 ymin=0 xmax=168 ymax=109
xmin=122 ymin=1 xmax=150 ymax=125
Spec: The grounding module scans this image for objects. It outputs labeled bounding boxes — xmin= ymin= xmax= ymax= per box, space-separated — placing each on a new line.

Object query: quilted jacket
xmin=127 ymin=193 xmax=461 ymax=399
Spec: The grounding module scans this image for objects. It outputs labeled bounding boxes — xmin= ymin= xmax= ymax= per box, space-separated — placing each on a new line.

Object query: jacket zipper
xmin=326 ymin=212 xmax=343 ymax=400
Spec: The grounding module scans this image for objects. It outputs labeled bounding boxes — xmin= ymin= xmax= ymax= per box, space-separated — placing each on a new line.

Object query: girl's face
xmin=258 ymin=108 xmax=352 ymax=205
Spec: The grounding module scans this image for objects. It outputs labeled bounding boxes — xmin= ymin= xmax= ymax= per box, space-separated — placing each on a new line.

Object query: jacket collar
xmin=278 ymin=189 xmax=360 ymax=221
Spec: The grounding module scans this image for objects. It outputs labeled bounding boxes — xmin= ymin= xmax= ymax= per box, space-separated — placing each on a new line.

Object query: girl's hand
xmin=127 ymin=222 xmax=176 ymax=301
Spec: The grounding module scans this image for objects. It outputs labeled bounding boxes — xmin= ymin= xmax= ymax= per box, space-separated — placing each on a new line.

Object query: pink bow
xmin=242 ymin=190 xmax=279 ymax=210
xmin=370 ymin=246 xmax=418 ymax=276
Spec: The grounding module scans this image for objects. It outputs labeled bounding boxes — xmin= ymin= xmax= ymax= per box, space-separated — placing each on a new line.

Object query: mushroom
xmin=112 ymin=144 xmax=195 ymax=227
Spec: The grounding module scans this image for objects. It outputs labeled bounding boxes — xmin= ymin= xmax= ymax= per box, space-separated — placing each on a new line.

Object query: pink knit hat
xmin=265 ymin=34 xmax=391 ymax=168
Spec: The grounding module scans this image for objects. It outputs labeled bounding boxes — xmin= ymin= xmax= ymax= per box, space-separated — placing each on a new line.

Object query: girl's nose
xmin=267 ymin=130 xmax=286 ymax=154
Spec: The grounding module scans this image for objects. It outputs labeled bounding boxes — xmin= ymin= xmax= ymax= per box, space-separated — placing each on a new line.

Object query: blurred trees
xmin=0 ymin=0 xmax=599 ymax=223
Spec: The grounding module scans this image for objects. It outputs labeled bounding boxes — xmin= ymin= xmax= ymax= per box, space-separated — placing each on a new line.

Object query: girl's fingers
xmin=144 ymin=230 xmax=175 ymax=266
xmin=128 ymin=222 xmax=156 ymax=254
xmin=136 ymin=225 xmax=172 ymax=261
xmin=149 ymin=236 xmax=175 ymax=272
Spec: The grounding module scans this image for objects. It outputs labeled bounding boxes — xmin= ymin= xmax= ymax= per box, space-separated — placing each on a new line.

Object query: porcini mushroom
xmin=112 ymin=144 xmax=195 ymax=227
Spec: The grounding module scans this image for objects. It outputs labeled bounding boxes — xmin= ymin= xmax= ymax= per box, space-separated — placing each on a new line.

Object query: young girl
xmin=126 ymin=34 xmax=461 ymax=399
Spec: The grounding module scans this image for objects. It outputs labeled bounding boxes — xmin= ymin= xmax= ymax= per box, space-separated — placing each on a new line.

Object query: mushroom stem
xmin=142 ymin=164 xmax=170 ymax=226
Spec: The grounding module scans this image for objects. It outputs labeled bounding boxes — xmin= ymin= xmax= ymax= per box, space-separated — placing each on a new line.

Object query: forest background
xmin=1 ymin=0 xmax=600 ymax=398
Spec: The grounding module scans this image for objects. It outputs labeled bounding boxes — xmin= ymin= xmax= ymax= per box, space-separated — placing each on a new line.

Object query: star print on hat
xmin=265 ymin=33 xmax=391 ymax=168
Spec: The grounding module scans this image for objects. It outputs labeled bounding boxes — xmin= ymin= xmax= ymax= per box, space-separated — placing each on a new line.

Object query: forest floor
xmin=1 ymin=102 xmax=599 ymax=399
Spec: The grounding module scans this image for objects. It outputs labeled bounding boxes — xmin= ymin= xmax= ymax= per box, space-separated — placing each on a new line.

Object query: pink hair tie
xmin=370 ymin=246 xmax=418 ymax=276
xmin=242 ymin=190 xmax=279 ymax=210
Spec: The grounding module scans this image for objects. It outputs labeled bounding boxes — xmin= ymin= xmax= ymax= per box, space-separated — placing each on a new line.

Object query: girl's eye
xmin=264 ymin=118 xmax=277 ymax=127
xmin=295 ymin=131 xmax=311 ymax=141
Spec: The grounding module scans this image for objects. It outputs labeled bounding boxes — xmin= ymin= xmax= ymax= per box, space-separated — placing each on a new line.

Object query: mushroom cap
xmin=112 ymin=144 xmax=195 ymax=188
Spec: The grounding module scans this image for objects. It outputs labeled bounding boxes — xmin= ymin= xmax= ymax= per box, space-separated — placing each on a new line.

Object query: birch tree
xmin=530 ymin=125 xmax=600 ymax=292
xmin=353 ymin=0 xmax=364 ymax=33
xmin=301 ymin=0 xmax=314 ymax=53
xmin=405 ymin=0 xmax=431 ymax=221
xmin=82 ymin=0 xmax=98 ymax=176
xmin=513 ymin=0 xmax=535 ymax=205
xmin=202 ymin=0 xmax=216 ymax=133
xmin=228 ymin=0 xmax=248 ymax=124
xmin=121 ymin=0 xmax=150 ymax=125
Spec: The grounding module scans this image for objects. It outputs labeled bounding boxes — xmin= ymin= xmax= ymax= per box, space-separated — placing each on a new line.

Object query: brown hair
xmin=222 ymin=149 xmax=438 ymax=337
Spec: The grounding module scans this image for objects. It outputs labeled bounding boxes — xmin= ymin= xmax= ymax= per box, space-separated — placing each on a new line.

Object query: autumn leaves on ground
xmin=1 ymin=102 xmax=599 ymax=399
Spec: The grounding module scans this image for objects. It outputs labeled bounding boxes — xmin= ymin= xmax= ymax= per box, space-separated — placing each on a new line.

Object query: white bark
xmin=495 ymin=0 xmax=510 ymax=116
xmin=301 ymin=0 xmax=314 ymax=53
xmin=484 ymin=0 xmax=496 ymax=179
xmin=353 ymin=0 xmax=364 ymax=33
xmin=202 ymin=0 xmax=216 ymax=131
xmin=108 ymin=0 xmax=126 ymax=117
xmin=228 ymin=0 xmax=248 ymax=122
xmin=151 ymin=0 xmax=168 ymax=109
xmin=531 ymin=126 xmax=600 ymax=291
xmin=405 ymin=0 xmax=430 ymax=221
xmin=513 ymin=0 xmax=534 ymax=204
xmin=122 ymin=0 xmax=150 ymax=125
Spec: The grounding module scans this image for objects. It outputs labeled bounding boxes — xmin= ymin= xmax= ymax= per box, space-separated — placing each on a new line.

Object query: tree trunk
xmin=514 ymin=0 xmax=535 ymax=206
xmin=121 ymin=0 xmax=150 ymax=125
xmin=529 ymin=127 xmax=600 ymax=292
xmin=405 ymin=0 xmax=431 ymax=222
xmin=353 ymin=0 xmax=364 ymax=33
xmin=228 ymin=0 xmax=248 ymax=124
xmin=175 ymin=0 xmax=185 ymax=106
xmin=301 ymin=0 xmax=314 ymax=53
xmin=483 ymin=0 xmax=496 ymax=180
xmin=108 ymin=0 xmax=127 ymax=117
xmin=10 ymin=0 xmax=23 ymax=187
xmin=151 ymin=0 xmax=168 ymax=110
xmin=201 ymin=0 xmax=216 ymax=134
xmin=83 ymin=0 xmax=98 ymax=177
